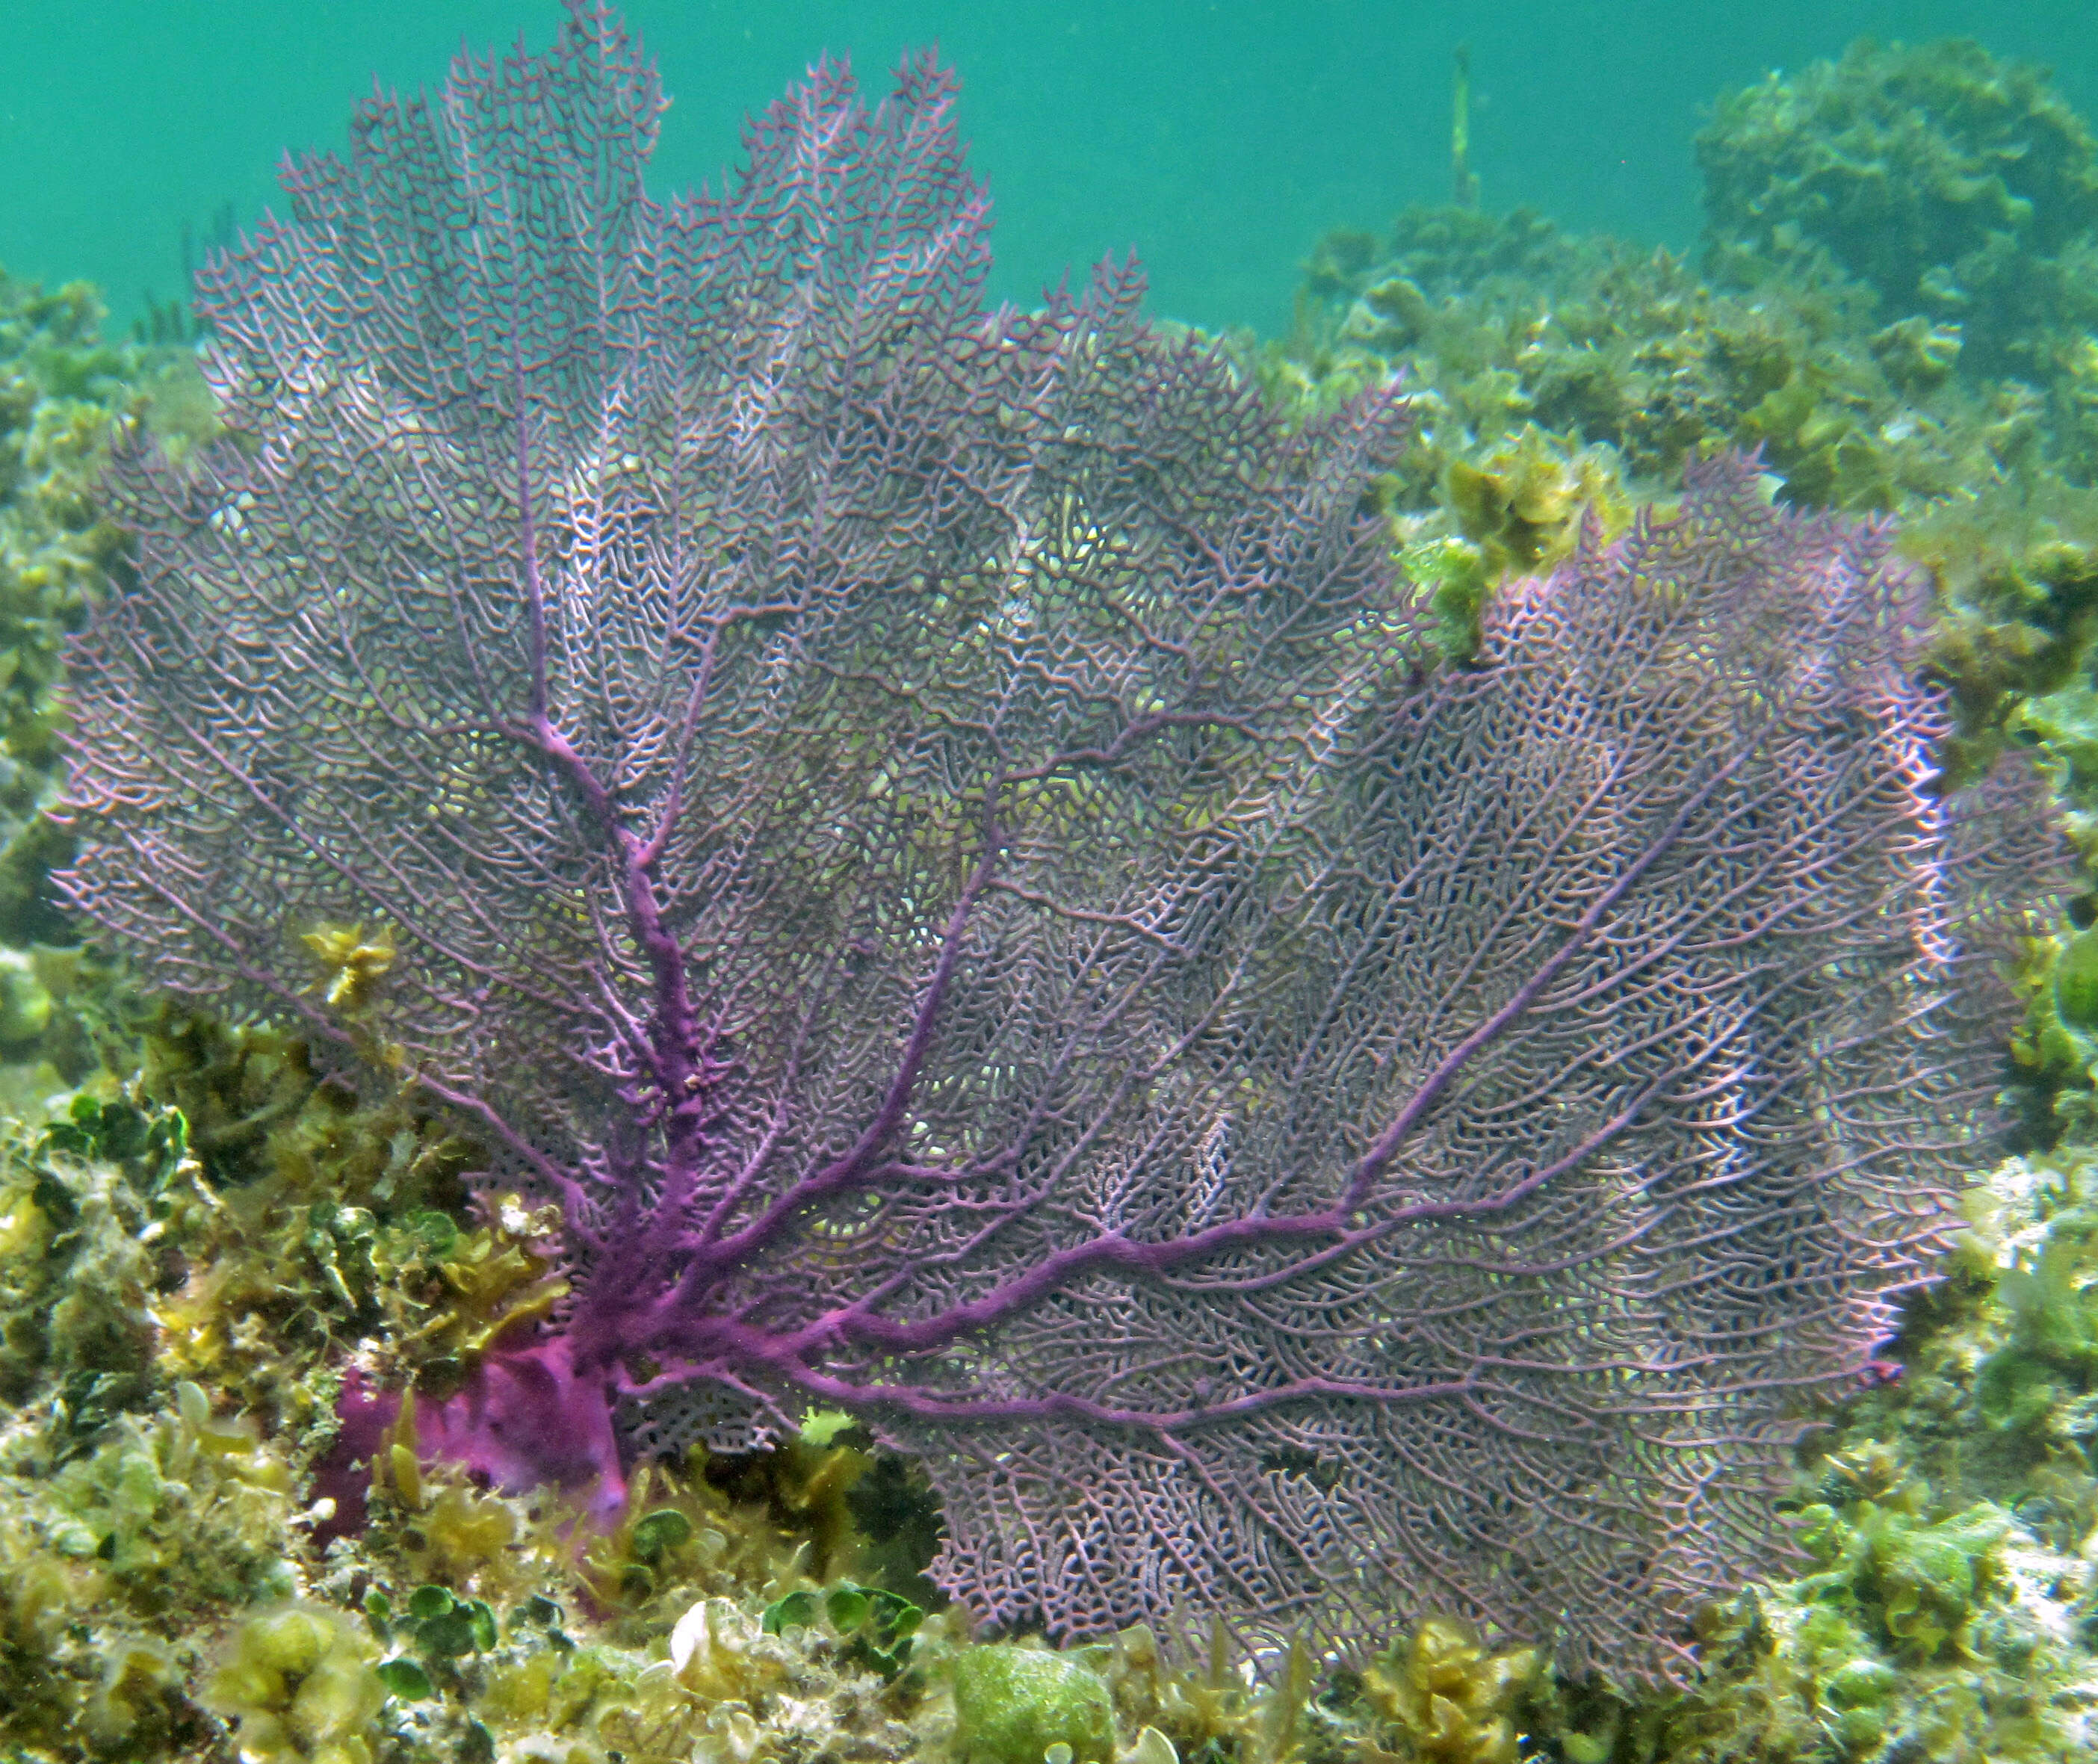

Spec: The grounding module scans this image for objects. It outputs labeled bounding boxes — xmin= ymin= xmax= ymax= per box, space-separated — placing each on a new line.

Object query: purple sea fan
xmin=58 ymin=3 xmax=2049 ymax=1678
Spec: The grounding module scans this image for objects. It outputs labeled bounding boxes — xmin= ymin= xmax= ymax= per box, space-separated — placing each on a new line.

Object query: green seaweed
xmin=950 ymin=1644 xmax=1116 ymax=1764
xmin=1698 ymin=39 xmax=2098 ymax=377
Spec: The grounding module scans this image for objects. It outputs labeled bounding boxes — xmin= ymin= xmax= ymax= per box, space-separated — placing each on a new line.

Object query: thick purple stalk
xmin=58 ymin=3 xmax=2052 ymax=1679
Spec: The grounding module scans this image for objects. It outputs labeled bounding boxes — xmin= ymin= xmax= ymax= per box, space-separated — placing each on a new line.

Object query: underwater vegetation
xmin=1272 ymin=38 xmax=2098 ymax=711
xmin=10 ymin=1065 xmax=2098 ymax=1759
xmin=2 ymin=10 xmax=2098 ymax=1764
xmin=0 ymin=272 xmax=214 ymax=960
xmin=1698 ymin=38 xmax=2098 ymax=380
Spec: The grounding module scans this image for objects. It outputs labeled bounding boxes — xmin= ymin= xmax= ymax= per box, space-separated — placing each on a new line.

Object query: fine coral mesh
xmin=57 ymin=1 xmax=2057 ymax=1681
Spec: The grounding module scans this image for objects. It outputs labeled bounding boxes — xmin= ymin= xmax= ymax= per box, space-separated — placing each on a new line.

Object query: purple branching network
xmin=58 ymin=1 xmax=2054 ymax=1680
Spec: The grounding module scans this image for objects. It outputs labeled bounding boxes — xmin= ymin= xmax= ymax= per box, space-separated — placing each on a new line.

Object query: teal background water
xmin=4 ymin=1 xmax=2096 ymax=336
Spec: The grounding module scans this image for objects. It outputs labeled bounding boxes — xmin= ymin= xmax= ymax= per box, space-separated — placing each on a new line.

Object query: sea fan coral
xmin=55 ymin=1 xmax=2052 ymax=1677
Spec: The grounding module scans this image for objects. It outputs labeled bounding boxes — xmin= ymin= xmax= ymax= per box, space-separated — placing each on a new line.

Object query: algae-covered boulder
xmin=1698 ymin=39 xmax=2098 ymax=374
xmin=951 ymin=1645 xmax=1115 ymax=1764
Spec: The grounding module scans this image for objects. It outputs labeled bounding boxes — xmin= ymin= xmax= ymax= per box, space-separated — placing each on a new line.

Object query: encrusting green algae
xmin=15 ymin=28 xmax=2098 ymax=1764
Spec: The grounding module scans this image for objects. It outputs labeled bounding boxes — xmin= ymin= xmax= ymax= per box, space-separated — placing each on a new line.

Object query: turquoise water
xmin=4 ymin=0 xmax=2096 ymax=335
